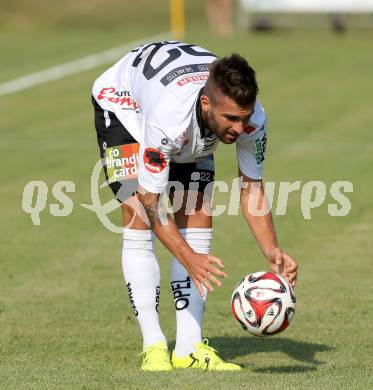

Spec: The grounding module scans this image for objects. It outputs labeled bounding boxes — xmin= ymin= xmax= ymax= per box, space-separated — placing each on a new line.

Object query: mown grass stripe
xmin=0 ymin=32 xmax=169 ymax=97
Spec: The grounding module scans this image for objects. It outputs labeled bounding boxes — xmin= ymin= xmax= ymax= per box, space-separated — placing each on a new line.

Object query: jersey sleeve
xmin=137 ymin=121 xmax=176 ymax=194
xmin=236 ymin=119 xmax=267 ymax=180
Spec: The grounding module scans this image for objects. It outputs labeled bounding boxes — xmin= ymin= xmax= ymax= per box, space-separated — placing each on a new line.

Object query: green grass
xmin=1 ymin=3 xmax=373 ymax=388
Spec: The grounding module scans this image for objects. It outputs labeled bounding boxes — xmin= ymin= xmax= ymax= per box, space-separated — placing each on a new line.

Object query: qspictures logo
xmin=21 ymin=157 xmax=354 ymax=233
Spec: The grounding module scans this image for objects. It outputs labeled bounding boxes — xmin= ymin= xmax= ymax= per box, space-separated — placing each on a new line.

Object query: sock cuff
xmin=178 ymin=228 xmax=213 ymax=254
xmin=123 ymin=228 xmax=155 ymax=249
xmin=123 ymin=228 xmax=154 ymax=240
xmin=178 ymin=228 xmax=213 ymax=241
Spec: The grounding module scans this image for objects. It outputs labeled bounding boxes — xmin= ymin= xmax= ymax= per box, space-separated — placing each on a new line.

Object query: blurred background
xmin=1 ymin=0 xmax=372 ymax=388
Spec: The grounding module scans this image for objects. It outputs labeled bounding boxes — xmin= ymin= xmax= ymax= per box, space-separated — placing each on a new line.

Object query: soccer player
xmin=92 ymin=41 xmax=298 ymax=371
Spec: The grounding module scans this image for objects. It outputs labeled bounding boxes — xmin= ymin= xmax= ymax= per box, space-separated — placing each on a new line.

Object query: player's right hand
xmin=268 ymin=248 xmax=298 ymax=287
xmin=182 ymin=253 xmax=227 ymax=296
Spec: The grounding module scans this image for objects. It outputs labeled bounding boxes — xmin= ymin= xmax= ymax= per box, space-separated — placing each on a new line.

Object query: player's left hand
xmin=267 ymin=248 xmax=298 ymax=287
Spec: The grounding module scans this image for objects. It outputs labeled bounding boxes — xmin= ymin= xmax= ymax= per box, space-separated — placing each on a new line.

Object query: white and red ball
xmin=231 ymin=271 xmax=296 ymax=336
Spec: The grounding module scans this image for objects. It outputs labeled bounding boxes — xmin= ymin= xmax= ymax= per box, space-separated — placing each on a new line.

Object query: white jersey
xmin=92 ymin=41 xmax=267 ymax=194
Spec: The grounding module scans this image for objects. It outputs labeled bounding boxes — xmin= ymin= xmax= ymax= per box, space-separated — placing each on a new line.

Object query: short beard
xmin=205 ymin=110 xmax=220 ymax=137
xmin=206 ymin=110 xmax=235 ymax=143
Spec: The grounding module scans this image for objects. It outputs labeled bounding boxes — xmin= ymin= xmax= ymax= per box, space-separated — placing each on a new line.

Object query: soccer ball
xmin=231 ymin=271 xmax=296 ymax=336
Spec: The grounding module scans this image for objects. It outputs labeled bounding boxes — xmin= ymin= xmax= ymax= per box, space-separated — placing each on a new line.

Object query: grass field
xmin=1 ymin=2 xmax=373 ymax=388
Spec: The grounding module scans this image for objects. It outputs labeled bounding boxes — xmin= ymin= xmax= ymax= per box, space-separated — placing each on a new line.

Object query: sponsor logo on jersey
xmin=97 ymin=87 xmax=140 ymax=111
xmin=143 ymin=148 xmax=167 ymax=173
xmin=105 ymin=143 xmax=139 ymax=183
xmin=174 ymin=128 xmax=189 ymax=143
xmin=160 ymin=63 xmax=211 ymax=86
xmin=244 ymin=125 xmax=256 ymax=135
xmin=254 ymin=133 xmax=267 ymax=164
xmin=177 ymin=74 xmax=209 ymax=87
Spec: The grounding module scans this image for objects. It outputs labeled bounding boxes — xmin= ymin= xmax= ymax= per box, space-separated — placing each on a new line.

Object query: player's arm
xmin=137 ymin=186 xmax=227 ymax=295
xmin=138 ymin=121 xmax=226 ymax=294
xmin=239 ymin=171 xmax=298 ymax=287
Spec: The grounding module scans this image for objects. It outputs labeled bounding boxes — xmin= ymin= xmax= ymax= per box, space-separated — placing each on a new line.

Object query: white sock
xmin=171 ymin=228 xmax=212 ymax=357
xmin=122 ymin=228 xmax=166 ymax=348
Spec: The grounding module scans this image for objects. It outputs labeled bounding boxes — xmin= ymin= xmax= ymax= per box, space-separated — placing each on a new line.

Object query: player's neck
xmin=196 ymin=88 xmax=207 ymax=138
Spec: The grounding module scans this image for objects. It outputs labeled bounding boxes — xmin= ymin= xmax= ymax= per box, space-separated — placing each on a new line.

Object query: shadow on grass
xmin=208 ymin=336 xmax=334 ymax=369
xmin=254 ymin=365 xmax=317 ymax=374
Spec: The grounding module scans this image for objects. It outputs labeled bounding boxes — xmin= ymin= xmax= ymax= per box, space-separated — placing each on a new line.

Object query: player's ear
xmin=200 ymin=94 xmax=211 ymax=113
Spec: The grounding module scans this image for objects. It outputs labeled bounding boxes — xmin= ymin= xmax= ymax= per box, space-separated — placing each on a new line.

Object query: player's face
xmin=201 ymin=92 xmax=254 ymax=144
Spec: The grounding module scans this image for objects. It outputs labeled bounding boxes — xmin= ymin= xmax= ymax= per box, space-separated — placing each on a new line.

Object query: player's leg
xmin=168 ymin=157 xmax=241 ymax=370
xmin=92 ymin=98 xmax=170 ymax=370
xmin=169 ymin=188 xmax=212 ymax=356
xmin=168 ymin=158 xmax=214 ymax=359
xmin=121 ymin=199 xmax=166 ymax=347
xmin=121 ymin=198 xmax=171 ymax=370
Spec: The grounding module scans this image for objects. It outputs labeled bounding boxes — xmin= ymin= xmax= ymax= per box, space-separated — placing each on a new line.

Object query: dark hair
xmin=204 ymin=54 xmax=258 ymax=106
